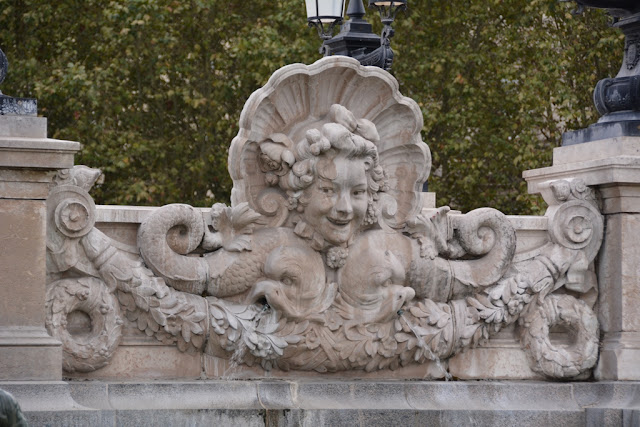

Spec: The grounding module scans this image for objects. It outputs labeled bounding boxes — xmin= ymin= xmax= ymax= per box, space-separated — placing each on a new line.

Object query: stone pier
xmin=0 ymin=115 xmax=79 ymax=380
xmin=524 ymin=136 xmax=640 ymax=381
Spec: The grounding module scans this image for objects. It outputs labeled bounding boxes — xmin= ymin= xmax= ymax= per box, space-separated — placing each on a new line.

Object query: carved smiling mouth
xmin=328 ymin=217 xmax=351 ymax=227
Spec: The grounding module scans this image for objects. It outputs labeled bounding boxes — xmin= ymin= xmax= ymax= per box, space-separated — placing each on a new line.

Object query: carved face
xmin=303 ymin=156 xmax=368 ymax=246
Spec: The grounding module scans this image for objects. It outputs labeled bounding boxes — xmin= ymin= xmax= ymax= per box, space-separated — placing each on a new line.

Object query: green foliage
xmin=1 ymin=0 xmax=317 ymax=206
xmin=393 ymin=0 xmax=620 ymax=214
xmin=0 ymin=0 xmax=622 ymax=213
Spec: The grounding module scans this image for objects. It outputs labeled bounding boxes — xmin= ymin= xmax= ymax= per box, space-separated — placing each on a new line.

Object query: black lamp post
xmin=305 ymin=0 xmax=407 ymax=71
xmin=563 ymin=1 xmax=640 ymax=145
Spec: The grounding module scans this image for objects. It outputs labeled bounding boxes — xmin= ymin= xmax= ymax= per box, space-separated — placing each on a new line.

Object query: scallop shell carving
xmin=229 ymin=56 xmax=431 ymax=228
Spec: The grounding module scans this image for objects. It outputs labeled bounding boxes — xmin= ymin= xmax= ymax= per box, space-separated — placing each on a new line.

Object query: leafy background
xmin=0 ymin=0 xmax=621 ymax=214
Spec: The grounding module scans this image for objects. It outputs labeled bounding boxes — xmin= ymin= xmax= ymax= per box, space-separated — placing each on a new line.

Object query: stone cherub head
xmin=257 ymin=104 xmax=388 ymax=250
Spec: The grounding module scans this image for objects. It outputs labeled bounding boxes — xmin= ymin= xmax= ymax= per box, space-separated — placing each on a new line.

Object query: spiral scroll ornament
xmin=48 ymin=185 xmax=96 ymax=239
xmin=547 ymin=200 xmax=603 ymax=261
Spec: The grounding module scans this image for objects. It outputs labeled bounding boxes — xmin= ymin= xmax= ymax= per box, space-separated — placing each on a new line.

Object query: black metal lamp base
xmin=0 ymin=95 xmax=37 ymax=116
xmin=562 ymin=118 xmax=640 ymax=146
xmin=318 ymin=0 xmax=400 ymax=71
xmin=0 ymin=48 xmax=37 ymax=116
xmin=563 ymin=7 xmax=640 ymax=145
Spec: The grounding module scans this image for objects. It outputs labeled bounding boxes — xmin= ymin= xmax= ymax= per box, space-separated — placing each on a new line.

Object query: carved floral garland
xmin=45 ymin=166 xmax=601 ymax=378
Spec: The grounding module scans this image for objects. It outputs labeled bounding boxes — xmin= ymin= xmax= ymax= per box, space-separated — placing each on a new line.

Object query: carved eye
xmin=282 ymin=277 xmax=293 ymax=286
xmin=321 ymin=187 xmax=334 ymax=196
xmin=353 ymin=189 xmax=366 ymax=197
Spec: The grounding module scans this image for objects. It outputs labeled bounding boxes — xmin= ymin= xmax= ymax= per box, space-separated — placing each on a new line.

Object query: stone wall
xmin=49 ymin=206 xmax=551 ymax=381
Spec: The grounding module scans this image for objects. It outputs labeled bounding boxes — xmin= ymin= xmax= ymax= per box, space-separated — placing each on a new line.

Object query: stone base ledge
xmin=0 ymin=326 xmax=62 ymax=346
xmin=553 ymin=136 xmax=640 ymax=166
xmin=448 ymin=330 xmax=544 ymax=380
xmin=1 ymin=380 xmax=638 ymax=426
xmin=0 ymin=327 xmax=62 ymax=381
xmin=523 ymin=136 xmax=640 ymax=196
xmin=596 ymin=332 xmax=640 ymax=381
xmin=524 ymin=155 xmax=640 ymax=195
xmin=0 ymin=116 xmax=46 ymax=139
xmin=0 ymin=136 xmax=81 ymax=169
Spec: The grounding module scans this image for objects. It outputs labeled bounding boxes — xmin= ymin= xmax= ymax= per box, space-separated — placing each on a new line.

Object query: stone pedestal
xmin=0 ymin=115 xmax=80 ymax=380
xmin=524 ymin=136 xmax=640 ymax=380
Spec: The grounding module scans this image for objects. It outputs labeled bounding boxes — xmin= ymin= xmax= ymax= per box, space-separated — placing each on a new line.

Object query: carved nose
xmin=335 ymin=193 xmax=353 ymax=217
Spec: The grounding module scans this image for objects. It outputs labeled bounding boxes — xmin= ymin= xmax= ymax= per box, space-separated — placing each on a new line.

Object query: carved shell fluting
xmin=45 ymin=277 xmax=123 ymax=373
xmin=229 ymin=56 xmax=430 ymax=228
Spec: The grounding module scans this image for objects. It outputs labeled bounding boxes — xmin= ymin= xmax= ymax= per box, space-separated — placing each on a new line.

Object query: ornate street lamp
xmin=304 ymin=0 xmax=407 ymax=71
xmin=368 ymin=0 xmax=407 ymax=70
xmin=563 ymin=1 xmax=640 ymax=145
xmin=305 ymin=0 xmax=347 ymax=56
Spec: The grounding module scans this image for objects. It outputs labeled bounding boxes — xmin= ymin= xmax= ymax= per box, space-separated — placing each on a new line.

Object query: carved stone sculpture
xmin=45 ymin=57 xmax=603 ymax=379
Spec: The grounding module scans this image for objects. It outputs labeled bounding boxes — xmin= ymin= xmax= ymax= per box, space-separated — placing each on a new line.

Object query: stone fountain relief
xmin=45 ymin=57 xmax=602 ymax=379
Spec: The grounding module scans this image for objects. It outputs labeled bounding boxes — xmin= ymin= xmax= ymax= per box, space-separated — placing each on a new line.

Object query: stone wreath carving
xmin=45 ymin=57 xmax=603 ymax=378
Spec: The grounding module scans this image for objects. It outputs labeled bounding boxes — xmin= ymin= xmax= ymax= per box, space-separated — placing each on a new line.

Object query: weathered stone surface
xmin=0 ymin=328 xmax=62 ymax=381
xmin=3 ymin=380 xmax=639 ymax=426
xmin=0 ymin=136 xmax=79 ymax=170
xmin=0 ymin=169 xmax=58 ymax=200
xmin=0 ymin=199 xmax=47 ymax=326
xmin=598 ymin=213 xmax=640 ymax=333
xmin=67 ymin=344 xmax=202 ymax=380
xmin=595 ymin=332 xmax=640 ymax=380
xmin=554 ymin=136 xmax=640 ymax=165
xmin=599 ymin=185 xmax=640 ymax=214
xmin=0 ymin=115 xmax=80 ymax=381
xmin=524 ymin=137 xmax=640 ymax=196
xmin=525 ymin=137 xmax=640 ymax=381
xmin=0 ymin=199 xmax=62 ymax=381
xmin=42 ymin=58 xmax=603 ymax=380
xmin=106 ymin=382 xmax=263 ymax=410
xmin=448 ymin=328 xmax=543 ymax=380
xmin=0 ymin=115 xmax=45 ymax=138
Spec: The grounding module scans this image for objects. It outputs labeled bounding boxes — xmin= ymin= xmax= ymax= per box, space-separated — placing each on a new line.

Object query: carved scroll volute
xmin=515 ymin=178 xmax=603 ymax=378
xmin=447 ymin=208 xmax=517 ymax=287
xmin=45 ymin=167 xmax=124 ymax=372
xmin=538 ymin=179 xmax=603 ymax=292
xmin=540 ymin=179 xmax=603 ymax=260
xmin=138 ymin=204 xmax=208 ymax=295
xmin=238 ymin=140 xmax=290 ymax=228
xmin=47 ymin=166 xmax=105 ymax=277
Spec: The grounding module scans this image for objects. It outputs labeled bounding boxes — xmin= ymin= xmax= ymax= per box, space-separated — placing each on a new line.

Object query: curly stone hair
xmin=257 ymin=104 xmax=388 ymax=225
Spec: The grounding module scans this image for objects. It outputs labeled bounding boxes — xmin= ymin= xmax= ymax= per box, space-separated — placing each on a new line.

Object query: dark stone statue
xmin=0 ymin=389 xmax=28 ymax=427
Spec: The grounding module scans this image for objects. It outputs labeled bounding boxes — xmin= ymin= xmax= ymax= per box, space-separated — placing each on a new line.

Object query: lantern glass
xmin=368 ymin=0 xmax=406 ymax=10
xmin=306 ymin=0 xmax=346 ymax=23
